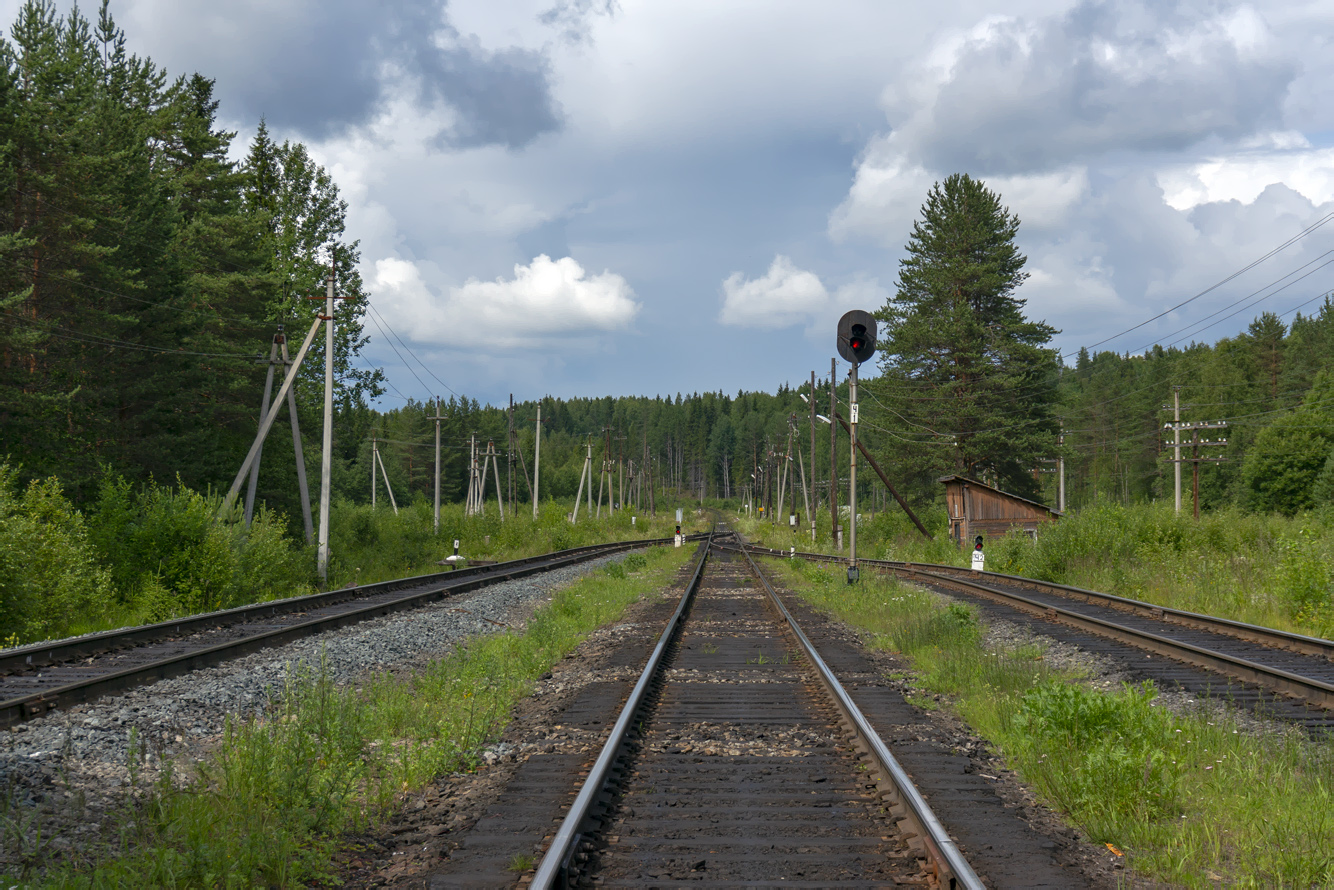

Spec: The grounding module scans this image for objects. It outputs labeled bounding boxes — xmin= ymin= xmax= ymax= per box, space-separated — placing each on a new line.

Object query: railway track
xmin=737 ymin=543 xmax=1334 ymax=732
xmin=0 ymin=535 xmax=698 ymax=729
xmin=520 ymin=530 xmax=985 ymax=889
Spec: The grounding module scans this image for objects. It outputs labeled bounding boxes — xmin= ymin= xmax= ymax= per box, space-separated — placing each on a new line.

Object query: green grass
xmin=26 ymin=543 xmax=694 ymax=888
xmin=773 ymin=555 xmax=1334 ymax=888
xmin=739 ymin=500 xmax=1334 ymax=640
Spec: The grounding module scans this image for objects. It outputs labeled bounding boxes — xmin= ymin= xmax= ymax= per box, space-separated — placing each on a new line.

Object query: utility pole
xmin=532 ymin=403 xmax=542 ymax=519
xmin=1058 ymin=426 xmax=1066 ymax=514
xmin=829 ymin=360 xmax=840 ymax=550
xmin=1173 ymin=386 xmax=1182 ymax=514
xmin=433 ymin=396 xmax=442 ymax=534
xmin=279 ymin=331 xmax=314 ymax=544
xmin=316 ymin=261 xmax=335 ymax=583
xmin=488 ymin=441 xmax=505 ymax=521
xmin=243 ymin=332 xmax=282 ymax=528
xmin=1164 ymin=419 xmax=1228 ymax=520
xmin=371 ymin=436 xmax=377 ymax=510
xmin=809 ymin=370 xmax=817 ymax=541
xmin=507 ymin=394 xmax=515 ymax=517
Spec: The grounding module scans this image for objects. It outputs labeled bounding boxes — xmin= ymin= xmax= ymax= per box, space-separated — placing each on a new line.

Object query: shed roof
xmin=937 ymin=475 xmax=1063 ymax=518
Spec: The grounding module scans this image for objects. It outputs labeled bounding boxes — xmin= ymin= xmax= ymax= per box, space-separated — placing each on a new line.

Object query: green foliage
xmin=87 ymin=475 xmax=312 ymax=622
xmin=0 ymin=465 xmax=115 ymax=640
xmin=1239 ymin=370 xmax=1334 ymax=515
xmin=1010 ymin=681 xmax=1180 ymax=827
xmin=874 ymin=173 xmax=1060 ymax=498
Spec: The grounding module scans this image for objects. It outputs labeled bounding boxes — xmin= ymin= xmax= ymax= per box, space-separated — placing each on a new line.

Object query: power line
xmin=1063 ymin=209 xmax=1334 ymax=359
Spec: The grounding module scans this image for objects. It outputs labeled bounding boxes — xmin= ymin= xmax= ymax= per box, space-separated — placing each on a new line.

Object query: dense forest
xmin=2 ymin=0 xmax=1332 ymax=540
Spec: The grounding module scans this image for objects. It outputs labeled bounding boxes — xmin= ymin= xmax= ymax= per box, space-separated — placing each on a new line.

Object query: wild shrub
xmin=0 ymin=466 xmax=115 ymax=642
xmin=88 ymin=475 xmax=312 ymax=621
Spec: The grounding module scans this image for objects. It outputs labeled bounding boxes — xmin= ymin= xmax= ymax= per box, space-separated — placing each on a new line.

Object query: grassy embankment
xmin=737 ymin=500 xmax=1334 ymax=640
xmin=771 ymin=555 xmax=1334 ymax=887
xmin=0 ymin=463 xmax=702 ymax=647
xmin=23 ymin=542 xmax=696 ymax=887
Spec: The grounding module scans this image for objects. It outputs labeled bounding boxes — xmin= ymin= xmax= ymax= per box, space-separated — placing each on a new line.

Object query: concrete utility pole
xmin=433 ymin=397 xmax=442 ymax=534
xmin=829 ymin=360 xmax=840 ymax=550
xmin=1173 ymin=386 xmax=1182 ymax=514
xmin=317 ymin=262 xmax=335 ymax=583
xmin=507 ymin=394 xmax=515 ymax=517
xmin=532 ymin=404 xmax=542 ymax=519
xmin=1057 ymin=426 xmax=1066 ymax=514
xmin=572 ymin=440 xmax=592 ymax=522
xmin=809 ymin=370 xmax=817 ymax=541
xmin=371 ymin=436 xmax=377 ymax=510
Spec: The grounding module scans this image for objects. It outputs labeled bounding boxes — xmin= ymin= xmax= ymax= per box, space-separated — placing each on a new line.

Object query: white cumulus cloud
xmin=719 ymin=256 xmax=829 ymax=329
xmin=371 ymin=254 xmax=639 ymax=349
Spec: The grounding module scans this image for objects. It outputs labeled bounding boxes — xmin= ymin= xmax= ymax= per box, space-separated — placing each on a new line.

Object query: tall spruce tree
xmin=872 ymin=173 xmax=1060 ymax=499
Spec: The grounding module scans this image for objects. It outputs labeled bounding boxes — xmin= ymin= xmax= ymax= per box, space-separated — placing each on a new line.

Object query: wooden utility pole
xmin=279 ymin=332 xmax=314 ymax=544
xmin=1165 ymin=419 xmax=1228 ymax=520
xmin=223 ymin=315 xmax=322 ymax=521
xmin=829 ymin=360 xmax=840 ymax=549
xmin=244 ymin=333 xmax=281 ymax=527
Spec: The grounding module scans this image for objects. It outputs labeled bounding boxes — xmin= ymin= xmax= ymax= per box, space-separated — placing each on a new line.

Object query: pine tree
xmin=872 ymin=174 xmax=1060 ymax=499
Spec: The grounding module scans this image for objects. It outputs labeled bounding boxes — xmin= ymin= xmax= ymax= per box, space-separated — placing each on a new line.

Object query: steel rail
xmin=730 ymin=543 xmax=1334 ymax=711
xmin=0 ymin=535 xmax=703 ymax=677
xmin=1 ymin=535 xmax=702 ymax=728
xmin=532 ymin=530 xmax=715 ymax=889
xmin=734 ymin=541 xmax=984 ymax=890
xmin=909 ymin=563 xmax=1334 ymax=661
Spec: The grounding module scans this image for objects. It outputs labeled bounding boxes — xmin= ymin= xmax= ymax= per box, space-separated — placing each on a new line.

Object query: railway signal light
xmin=836 ymin=310 xmax=877 ymax=365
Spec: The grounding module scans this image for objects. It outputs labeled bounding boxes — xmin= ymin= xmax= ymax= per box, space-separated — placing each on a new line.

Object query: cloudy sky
xmin=16 ymin=0 xmax=1334 ymax=406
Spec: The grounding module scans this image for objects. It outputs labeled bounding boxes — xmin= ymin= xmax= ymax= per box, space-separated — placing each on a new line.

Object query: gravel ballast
xmin=0 ymin=552 xmax=633 ymax=864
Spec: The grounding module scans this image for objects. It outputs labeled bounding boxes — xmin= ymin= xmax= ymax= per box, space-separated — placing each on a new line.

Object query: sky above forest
xmin=12 ymin=0 xmax=1334 ymax=406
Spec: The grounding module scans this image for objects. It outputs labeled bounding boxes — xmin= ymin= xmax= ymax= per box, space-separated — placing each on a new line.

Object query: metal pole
xmin=1173 ymin=386 xmax=1182 ymax=515
xmin=280 ymin=333 xmax=314 ymax=544
xmin=316 ymin=262 xmax=335 ymax=583
xmin=829 ymin=359 xmax=839 ymax=550
xmin=810 ymin=370 xmax=817 ymax=541
xmin=849 ymin=362 xmax=859 ymax=582
xmin=433 ymin=397 xmax=441 ymax=534
xmin=244 ymin=333 xmax=281 ymax=527
xmin=533 ymin=404 xmax=542 ymax=519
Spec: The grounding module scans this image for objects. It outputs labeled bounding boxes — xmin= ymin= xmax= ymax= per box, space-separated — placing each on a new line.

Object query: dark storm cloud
xmin=889 ymin=0 xmax=1297 ymax=173
xmin=159 ymin=0 xmax=561 ymax=147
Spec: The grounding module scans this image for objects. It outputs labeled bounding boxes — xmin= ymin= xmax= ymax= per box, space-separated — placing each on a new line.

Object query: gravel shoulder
xmin=0 ymin=553 xmax=633 ymax=873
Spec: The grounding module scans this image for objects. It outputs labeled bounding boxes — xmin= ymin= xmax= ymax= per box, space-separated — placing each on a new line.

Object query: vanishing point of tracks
xmin=0 ymin=536 xmax=693 ymax=728
xmin=745 ymin=544 xmax=1334 ymax=734
xmin=521 ymin=530 xmax=1004 ymax=889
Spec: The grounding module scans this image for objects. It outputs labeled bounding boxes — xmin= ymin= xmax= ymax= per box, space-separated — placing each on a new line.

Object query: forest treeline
xmin=2 ymin=0 xmax=1332 ymax=536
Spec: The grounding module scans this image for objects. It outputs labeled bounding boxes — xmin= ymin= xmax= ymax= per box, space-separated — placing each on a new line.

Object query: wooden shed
xmin=938 ymin=475 xmax=1061 ymax=548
